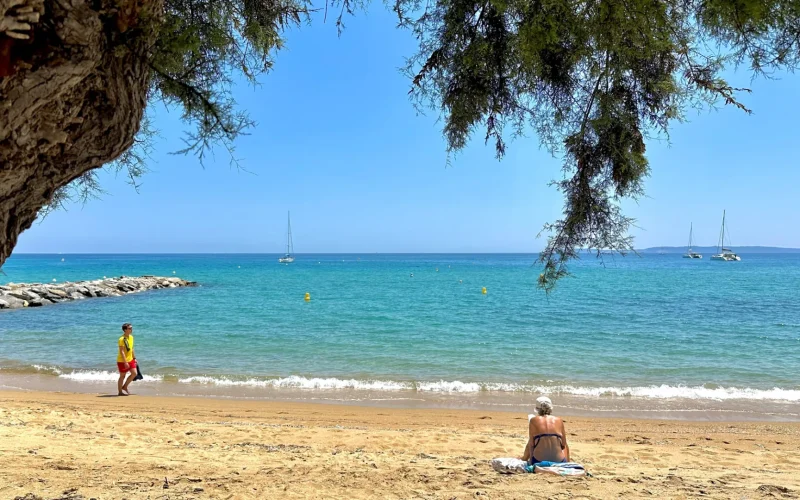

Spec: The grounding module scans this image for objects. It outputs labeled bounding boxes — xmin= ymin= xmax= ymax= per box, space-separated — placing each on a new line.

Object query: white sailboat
xmin=710 ymin=210 xmax=741 ymax=261
xmin=683 ymin=223 xmax=702 ymax=259
xmin=278 ymin=212 xmax=295 ymax=263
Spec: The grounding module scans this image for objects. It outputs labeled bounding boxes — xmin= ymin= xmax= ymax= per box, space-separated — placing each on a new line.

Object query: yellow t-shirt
xmin=117 ymin=335 xmax=134 ymax=363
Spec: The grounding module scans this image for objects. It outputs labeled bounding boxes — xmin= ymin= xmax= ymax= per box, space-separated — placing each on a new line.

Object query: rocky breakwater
xmin=0 ymin=276 xmax=197 ymax=309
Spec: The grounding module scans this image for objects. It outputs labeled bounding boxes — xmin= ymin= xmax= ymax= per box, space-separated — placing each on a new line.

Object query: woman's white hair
xmin=535 ymin=396 xmax=553 ymax=416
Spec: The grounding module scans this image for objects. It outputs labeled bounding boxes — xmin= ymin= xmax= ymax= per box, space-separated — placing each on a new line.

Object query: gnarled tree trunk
xmin=0 ymin=0 xmax=159 ymax=267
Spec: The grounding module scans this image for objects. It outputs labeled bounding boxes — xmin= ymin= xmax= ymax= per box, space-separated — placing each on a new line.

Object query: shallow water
xmin=1 ymin=253 xmax=799 ymax=416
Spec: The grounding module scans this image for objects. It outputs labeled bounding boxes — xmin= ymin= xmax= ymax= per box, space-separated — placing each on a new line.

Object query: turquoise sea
xmin=1 ymin=253 xmax=799 ymax=417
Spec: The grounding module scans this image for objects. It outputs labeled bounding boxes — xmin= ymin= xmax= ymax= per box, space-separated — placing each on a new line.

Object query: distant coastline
xmin=638 ymin=246 xmax=800 ymax=254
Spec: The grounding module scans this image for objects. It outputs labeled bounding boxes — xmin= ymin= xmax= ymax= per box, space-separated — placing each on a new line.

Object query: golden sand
xmin=1 ymin=390 xmax=799 ymax=499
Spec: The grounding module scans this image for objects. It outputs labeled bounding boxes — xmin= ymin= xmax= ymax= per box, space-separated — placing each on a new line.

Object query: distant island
xmin=638 ymin=246 xmax=800 ymax=254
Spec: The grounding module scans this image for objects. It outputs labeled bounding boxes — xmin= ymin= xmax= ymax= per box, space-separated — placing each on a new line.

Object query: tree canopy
xmin=3 ymin=0 xmax=799 ymax=288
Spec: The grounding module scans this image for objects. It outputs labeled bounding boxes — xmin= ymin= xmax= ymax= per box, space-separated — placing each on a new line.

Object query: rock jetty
xmin=0 ymin=276 xmax=197 ymax=310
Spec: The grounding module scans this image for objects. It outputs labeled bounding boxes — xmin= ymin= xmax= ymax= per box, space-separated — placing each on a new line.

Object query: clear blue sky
xmin=14 ymin=9 xmax=800 ymax=254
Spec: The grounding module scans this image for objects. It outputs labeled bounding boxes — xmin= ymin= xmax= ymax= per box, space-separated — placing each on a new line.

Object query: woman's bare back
xmin=524 ymin=415 xmax=569 ymax=463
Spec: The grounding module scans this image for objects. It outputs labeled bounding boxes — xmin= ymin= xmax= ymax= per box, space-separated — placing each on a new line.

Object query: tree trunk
xmin=0 ymin=0 xmax=159 ymax=267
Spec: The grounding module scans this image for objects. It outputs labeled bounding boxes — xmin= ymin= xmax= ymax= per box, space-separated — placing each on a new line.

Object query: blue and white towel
xmin=490 ymin=458 xmax=586 ymax=476
xmin=532 ymin=461 xmax=586 ymax=476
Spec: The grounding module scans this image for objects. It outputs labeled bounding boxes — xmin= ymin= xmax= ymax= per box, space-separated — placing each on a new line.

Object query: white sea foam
xmin=544 ymin=384 xmax=800 ymax=401
xmin=176 ymin=376 xmax=800 ymax=401
xmin=59 ymin=370 xmax=162 ymax=383
xmin=31 ymin=364 xmax=63 ymax=375
xmin=16 ymin=364 xmax=796 ymax=401
xmin=179 ymin=375 xmax=410 ymax=391
xmin=416 ymin=380 xmax=482 ymax=392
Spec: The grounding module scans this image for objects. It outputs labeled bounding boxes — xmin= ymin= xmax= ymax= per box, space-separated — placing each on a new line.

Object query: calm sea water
xmin=1 ymin=253 xmax=799 ymax=413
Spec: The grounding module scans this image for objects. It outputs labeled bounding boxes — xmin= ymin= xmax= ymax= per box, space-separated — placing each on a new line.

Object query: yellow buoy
xmin=304 ymin=292 xmax=311 ymax=301
xmin=482 ymin=287 xmax=487 ymax=294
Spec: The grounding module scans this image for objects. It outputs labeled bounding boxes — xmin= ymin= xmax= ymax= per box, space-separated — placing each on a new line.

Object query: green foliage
xmin=44 ymin=0 xmax=312 ymax=212
xmin=149 ymin=0 xmax=310 ymax=161
xmin=396 ymin=0 xmax=800 ymax=291
xmin=44 ymin=0 xmax=800 ymax=292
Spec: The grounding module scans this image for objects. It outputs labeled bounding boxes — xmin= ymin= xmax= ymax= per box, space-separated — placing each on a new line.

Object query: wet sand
xmin=2 ymin=390 xmax=800 ymax=499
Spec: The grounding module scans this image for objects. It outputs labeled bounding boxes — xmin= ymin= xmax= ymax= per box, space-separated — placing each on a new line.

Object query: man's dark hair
xmin=122 ymin=323 xmax=132 ymax=332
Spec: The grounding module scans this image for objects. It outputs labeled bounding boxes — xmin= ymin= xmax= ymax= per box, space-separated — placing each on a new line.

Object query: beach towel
xmin=490 ymin=458 xmax=587 ymax=476
xmin=133 ymin=360 xmax=144 ymax=381
xmin=532 ymin=461 xmax=586 ymax=476
xmin=490 ymin=457 xmax=532 ymax=474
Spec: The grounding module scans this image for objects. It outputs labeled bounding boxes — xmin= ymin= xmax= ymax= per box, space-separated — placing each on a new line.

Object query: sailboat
xmin=710 ymin=210 xmax=741 ymax=261
xmin=683 ymin=223 xmax=702 ymax=259
xmin=278 ymin=212 xmax=295 ymax=263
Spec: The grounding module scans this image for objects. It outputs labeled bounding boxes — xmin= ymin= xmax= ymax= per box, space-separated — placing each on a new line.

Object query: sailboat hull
xmin=279 ymin=256 xmax=295 ymax=263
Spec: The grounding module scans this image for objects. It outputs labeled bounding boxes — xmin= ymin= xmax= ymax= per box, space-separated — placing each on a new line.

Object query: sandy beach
xmin=1 ymin=390 xmax=799 ymax=499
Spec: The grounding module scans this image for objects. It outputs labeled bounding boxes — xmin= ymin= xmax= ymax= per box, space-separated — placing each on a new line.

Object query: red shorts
xmin=117 ymin=359 xmax=137 ymax=373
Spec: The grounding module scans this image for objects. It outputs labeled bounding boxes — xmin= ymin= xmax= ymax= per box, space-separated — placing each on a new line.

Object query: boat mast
xmin=719 ymin=210 xmax=726 ymax=253
xmin=287 ymin=211 xmax=293 ymax=256
xmin=688 ymin=223 xmax=693 ymax=252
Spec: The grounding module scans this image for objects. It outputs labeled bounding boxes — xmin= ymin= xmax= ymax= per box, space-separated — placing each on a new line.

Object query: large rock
xmin=27 ymin=298 xmax=53 ymax=307
xmin=8 ymin=290 xmax=39 ymax=301
xmin=0 ymin=296 xmax=25 ymax=309
xmin=48 ymin=288 xmax=69 ymax=298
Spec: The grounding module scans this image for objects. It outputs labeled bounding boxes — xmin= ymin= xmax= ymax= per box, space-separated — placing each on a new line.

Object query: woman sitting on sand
xmin=522 ymin=396 xmax=570 ymax=464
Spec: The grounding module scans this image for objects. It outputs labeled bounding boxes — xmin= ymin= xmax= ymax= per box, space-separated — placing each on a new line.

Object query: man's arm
xmin=560 ymin=419 xmax=570 ymax=461
xmin=118 ymin=345 xmax=129 ymax=367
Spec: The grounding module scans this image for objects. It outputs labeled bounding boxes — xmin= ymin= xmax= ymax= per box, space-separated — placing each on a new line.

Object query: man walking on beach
xmin=117 ymin=323 xmax=137 ymax=396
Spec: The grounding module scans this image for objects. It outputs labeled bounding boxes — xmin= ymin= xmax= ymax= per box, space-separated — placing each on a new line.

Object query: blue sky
xmin=14 ymin=9 xmax=800 ymax=254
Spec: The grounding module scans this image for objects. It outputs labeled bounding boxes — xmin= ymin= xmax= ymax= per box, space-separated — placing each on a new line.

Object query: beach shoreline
xmin=2 ymin=372 xmax=799 ymax=423
xmin=1 ymin=389 xmax=799 ymax=499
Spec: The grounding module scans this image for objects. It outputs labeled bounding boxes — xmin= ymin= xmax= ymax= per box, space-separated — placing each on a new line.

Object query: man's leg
xmin=122 ymin=367 xmax=137 ymax=393
xmin=117 ymin=371 xmax=127 ymax=395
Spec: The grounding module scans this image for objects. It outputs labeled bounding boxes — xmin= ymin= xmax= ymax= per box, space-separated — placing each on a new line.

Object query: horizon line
xmin=9 ymin=246 xmax=800 ymax=256
xmin=10 ymin=251 xmax=545 ymax=255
